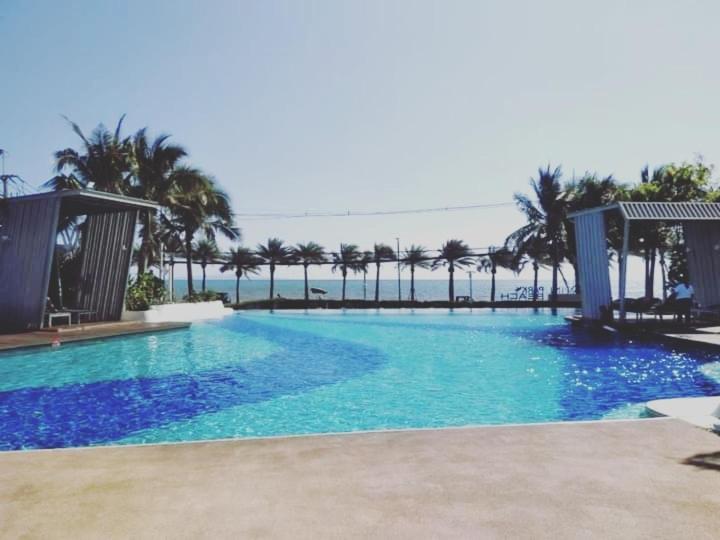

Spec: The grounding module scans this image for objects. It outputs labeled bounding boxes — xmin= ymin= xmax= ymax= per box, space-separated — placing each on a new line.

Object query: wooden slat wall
xmin=683 ymin=222 xmax=720 ymax=308
xmin=75 ymin=210 xmax=137 ymax=321
xmin=0 ymin=197 xmax=61 ymax=332
xmin=574 ymin=212 xmax=612 ymax=319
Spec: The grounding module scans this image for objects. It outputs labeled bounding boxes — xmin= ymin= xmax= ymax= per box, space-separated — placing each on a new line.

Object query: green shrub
xmin=183 ymin=290 xmax=229 ymax=303
xmin=126 ymin=272 xmax=167 ymax=311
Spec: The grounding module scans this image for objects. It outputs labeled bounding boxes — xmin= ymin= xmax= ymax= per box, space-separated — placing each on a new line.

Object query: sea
xmin=167 ymin=278 xmax=647 ymax=303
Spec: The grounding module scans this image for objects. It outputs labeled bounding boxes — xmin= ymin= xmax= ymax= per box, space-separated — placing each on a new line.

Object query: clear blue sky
xmin=3 ymin=0 xmax=720 ymax=281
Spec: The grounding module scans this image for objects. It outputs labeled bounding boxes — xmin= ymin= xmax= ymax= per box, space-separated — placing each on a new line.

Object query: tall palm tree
xmin=130 ymin=129 xmax=188 ymax=274
xmin=164 ymin=167 xmax=239 ymax=296
xmin=291 ymin=242 xmax=326 ymax=302
xmin=256 ymin=238 xmax=292 ymax=299
xmin=432 ymin=240 xmax=475 ymax=303
xmin=372 ymin=243 xmax=396 ymax=304
xmin=401 ymin=245 xmax=431 ymax=302
xmin=47 ymin=115 xmax=134 ymax=194
xmin=332 ymin=244 xmax=362 ymax=302
xmin=193 ymin=238 xmax=220 ymax=292
xmin=510 ymin=165 xmax=567 ymax=304
xmin=477 ymin=246 xmax=517 ymax=303
xmin=220 ymin=247 xmax=262 ymax=304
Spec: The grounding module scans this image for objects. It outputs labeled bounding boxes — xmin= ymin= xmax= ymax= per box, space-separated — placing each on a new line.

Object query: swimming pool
xmin=1 ymin=309 xmax=719 ymax=450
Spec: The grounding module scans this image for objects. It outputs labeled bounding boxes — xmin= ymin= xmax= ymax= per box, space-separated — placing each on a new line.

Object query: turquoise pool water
xmin=1 ymin=309 xmax=719 ymax=450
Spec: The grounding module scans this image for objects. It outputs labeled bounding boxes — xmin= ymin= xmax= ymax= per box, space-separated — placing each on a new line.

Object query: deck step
xmin=38 ymin=321 xmax=141 ymax=334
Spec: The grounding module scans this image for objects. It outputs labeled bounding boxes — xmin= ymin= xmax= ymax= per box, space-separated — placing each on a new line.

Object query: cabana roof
xmin=9 ymin=189 xmax=158 ymax=215
xmin=569 ymin=201 xmax=720 ymax=221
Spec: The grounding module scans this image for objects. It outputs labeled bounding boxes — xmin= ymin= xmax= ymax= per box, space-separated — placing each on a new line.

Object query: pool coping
xmin=0 ymin=321 xmax=191 ymax=353
xmin=0 ymin=416 xmax=687 ymax=455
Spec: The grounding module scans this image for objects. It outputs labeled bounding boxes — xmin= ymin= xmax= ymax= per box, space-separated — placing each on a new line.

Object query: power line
xmin=235 ymin=201 xmax=515 ymax=220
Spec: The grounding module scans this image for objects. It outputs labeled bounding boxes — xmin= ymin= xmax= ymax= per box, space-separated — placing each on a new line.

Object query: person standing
xmin=672 ymin=278 xmax=695 ymax=324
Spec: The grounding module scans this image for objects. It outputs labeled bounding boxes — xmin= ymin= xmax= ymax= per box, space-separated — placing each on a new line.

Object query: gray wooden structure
xmin=0 ymin=190 xmax=156 ymax=333
xmin=569 ymin=202 xmax=720 ymax=321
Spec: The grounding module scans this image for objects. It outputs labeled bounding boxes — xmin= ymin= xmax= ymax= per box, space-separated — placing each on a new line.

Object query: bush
xmin=126 ymin=272 xmax=167 ymax=311
xmin=182 ymin=290 xmax=229 ymax=303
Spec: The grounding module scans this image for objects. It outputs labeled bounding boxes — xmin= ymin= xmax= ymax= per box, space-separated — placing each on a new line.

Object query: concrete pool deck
xmin=1 ymin=418 xmax=719 ymax=539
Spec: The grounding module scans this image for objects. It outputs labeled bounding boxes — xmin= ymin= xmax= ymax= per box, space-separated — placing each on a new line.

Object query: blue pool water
xmin=1 ymin=309 xmax=719 ymax=450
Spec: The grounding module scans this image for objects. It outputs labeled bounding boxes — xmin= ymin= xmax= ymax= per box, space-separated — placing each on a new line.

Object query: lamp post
xmin=467 ymin=271 xmax=474 ymax=302
xmin=396 ymin=237 xmax=402 ymax=304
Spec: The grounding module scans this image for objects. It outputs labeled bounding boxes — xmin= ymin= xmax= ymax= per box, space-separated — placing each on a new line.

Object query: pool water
xmin=1 ymin=309 xmax=719 ymax=450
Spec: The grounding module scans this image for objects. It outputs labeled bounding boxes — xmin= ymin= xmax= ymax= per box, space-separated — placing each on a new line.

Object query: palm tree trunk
xmin=551 ymin=240 xmax=559 ymax=305
xmin=185 ymin=234 xmax=194 ymax=296
xmin=448 ymin=262 xmax=455 ymax=303
xmin=410 ymin=265 xmax=416 ymax=302
xmin=375 ymin=263 xmax=380 ymax=303
xmin=138 ymin=209 xmax=152 ymax=275
xmin=533 ymin=262 xmax=539 ymax=302
xmin=342 ymin=269 xmax=347 ymax=302
xmin=235 ymin=274 xmax=240 ymax=304
xmin=660 ymin=252 xmax=667 ymax=301
xmin=303 ymin=264 xmax=309 ymax=302
xmin=491 ymin=269 xmax=496 ymax=303
xmin=573 ymin=262 xmax=580 ymax=294
xmin=649 ymin=247 xmax=656 ymax=299
xmin=201 ymin=264 xmax=207 ymax=292
xmin=644 ymin=249 xmax=651 ymax=298
xmin=269 ymin=264 xmax=275 ymax=299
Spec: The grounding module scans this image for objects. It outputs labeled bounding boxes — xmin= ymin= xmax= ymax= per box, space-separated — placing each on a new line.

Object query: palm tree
xmin=256 ymin=238 xmax=292 ymax=299
xmin=332 ymin=244 xmax=362 ymax=302
xmin=401 ymin=245 xmax=431 ymax=302
xmin=47 ymin=115 xmax=134 ymax=194
xmin=220 ymin=247 xmax=262 ymax=304
xmin=505 ymin=232 xmax=549 ymax=302
xmin=193 ymin=238 xmax=220 ymax=292
xmin=359 ymin=251 xmax=373 ymax=300
xmin=130 ymin=129 xmax=188 ymax=274
xmin=372 ymin=243 xmax=396 ymax=304
xmin=163 ymin=166 xmax=239 ymax=296
xmin=432 ymin=240 xmax=475 ymax=303
xmin=291 ymin=242 xmax=326 ymax=302
xmin=477 ymin=246 xmax=517 ymax=303
xmin=161 ymin=228 xmax=183 ymax=302
xmin=510 ymin=165 xmax=567 ymax=304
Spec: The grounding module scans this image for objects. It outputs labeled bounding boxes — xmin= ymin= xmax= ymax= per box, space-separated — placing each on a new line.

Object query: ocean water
xmin=1 ymin=308 xmax=718 ymax=450
xmin=169 ymin=278 xmax=646 ymax=302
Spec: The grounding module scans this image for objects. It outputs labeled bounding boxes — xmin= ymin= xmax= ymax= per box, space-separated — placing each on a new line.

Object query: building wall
xmin=574 ymin=212 xmax=612 ymax=319
xmin=0 ymin=197 xmax=60 ymax=332
xmin=76 ymin=210 xmax=138 ymax=321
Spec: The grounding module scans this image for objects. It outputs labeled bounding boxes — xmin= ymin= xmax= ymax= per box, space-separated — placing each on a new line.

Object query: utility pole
xmin=396 ymin=237 xmax=402 ymax=304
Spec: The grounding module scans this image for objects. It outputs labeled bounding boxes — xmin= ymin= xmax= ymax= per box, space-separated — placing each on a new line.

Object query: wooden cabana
xmin=0 ymin=190 xmax=156 ymax=333
xmin=569 ymin=202 xmax=720 ymax=321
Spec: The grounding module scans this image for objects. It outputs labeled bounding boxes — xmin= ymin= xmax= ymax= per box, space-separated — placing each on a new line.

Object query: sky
xmin=3 ymin=0 xmax=720 ymax=282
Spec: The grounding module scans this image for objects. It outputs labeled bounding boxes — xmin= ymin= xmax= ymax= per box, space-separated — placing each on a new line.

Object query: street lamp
xmin=467 ymin=271 xmax=474 ymax=301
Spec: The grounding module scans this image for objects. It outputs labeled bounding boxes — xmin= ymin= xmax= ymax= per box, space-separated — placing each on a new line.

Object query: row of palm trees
xmin=45 ymin=116 xmax=238 ymax=296
xmin=188 ymin=237 xmax=524 ymax=305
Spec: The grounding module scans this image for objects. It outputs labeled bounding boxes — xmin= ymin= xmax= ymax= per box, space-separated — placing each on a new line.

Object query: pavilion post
xmin=618 ymin=218 xmax=630 ymax=321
